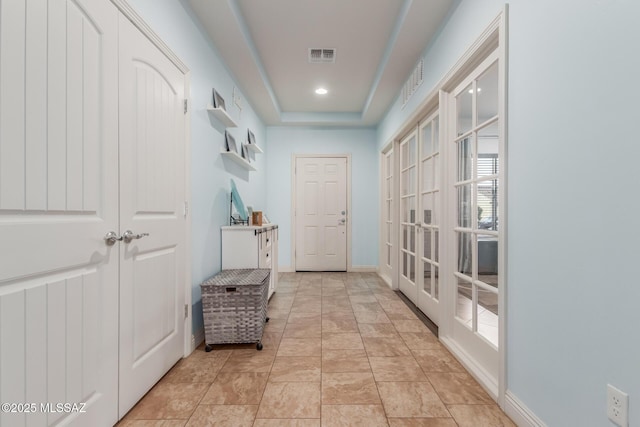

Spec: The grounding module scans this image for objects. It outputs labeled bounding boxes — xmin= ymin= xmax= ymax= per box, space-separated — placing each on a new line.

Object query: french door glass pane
xmin=477 ymin=179 xmax=498 ymax=231
xmin=409 ymin=254 xmax=416 ymax=281
xmin=457 ymin=84 xmax=473 ymax=135
xmin=402 ymin=168 xmax=415 ymax=196
xmin=456 ymin=231 xmax=473 ymax=277
xmin=423 ymin=228 xmax=432 ymax=260
xmin=433 ymin=119 xmax=439 ymax=152
xmin=434 ymin=153 xmax=440 ymax=188
xmin=402 ymin=225 xmax=409 ymax=250
xmin=478 ymin=234 xmax=499 ymax=288
xmin=457 ymin=137 xmax=473 ymax=181
xmin=408 ymin=137 xmax=417 ymax=165
xmin=456 ymin=276 xmax=473 ymax=327
xmin=409 ymin=225 xmax=416 ymax=253
xmin=434 ymin=266 xmax=439 ymax=299
xmin=422 ymin=157 xmax=434 ymax=189
xmin=403 ymin=252 xmax=408 ymax=277
xmin=422 ymin=193 xmax=433 ymax=224
xmin=422 ymin=122 xmax=433 ymax=156
xmin=434 ymin=229 xmax=439 ymax=262
xmin=423 ymin=261 xmax=432 ymax=294
xmin=477 ymin=61 xmax=499 ymax=125
xmin=457 ymin=184 xmax=472 ymax=228
xmin=478 ymin=285 xmax=498 ymax=346
xmin=402 ymin=197 xmax=415 ymax=222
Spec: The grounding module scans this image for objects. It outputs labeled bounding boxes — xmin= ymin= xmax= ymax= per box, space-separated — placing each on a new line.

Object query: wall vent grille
xmin=402 ymin=59 xmax=424 ymax=106
xmin=309 ymin=48 xmax=336 ymax=63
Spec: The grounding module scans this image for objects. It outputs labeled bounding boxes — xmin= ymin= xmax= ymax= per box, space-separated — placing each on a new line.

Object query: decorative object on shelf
xmin=230 ymin=179 xmax=249 ymax=225
xmin=248 ymin=129 xmax=256 ymax=146
xmin=212 ymin=88 xmax=226 ymax=110
xmin=225 ymin=130 xmax=237 ymax=153
xmin=263 ymin=214 xmax=270 ymax=224
xmin=252 ymin=211 xmax=263 ymax=227
xmin=241 ymin=144 xmax=250 ymax=161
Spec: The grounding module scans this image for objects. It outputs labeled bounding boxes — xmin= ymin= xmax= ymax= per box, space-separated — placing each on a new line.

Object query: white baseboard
xmin=378 ymin=272 xmax=392 ymax=288
xmin=505 ymin=391 xmax=546 ymax=427
xmin=349 ymin=265 xmax=377 ymax=273
xmin=192 ymin=328 xmax=204 ymax=352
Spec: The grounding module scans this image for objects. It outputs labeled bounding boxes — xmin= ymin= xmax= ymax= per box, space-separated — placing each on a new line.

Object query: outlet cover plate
xmin=607 ymin=384 xmax=628 ymax=427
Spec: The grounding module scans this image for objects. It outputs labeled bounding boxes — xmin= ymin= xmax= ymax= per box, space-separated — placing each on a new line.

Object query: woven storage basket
xmin=201 ymin=269 xmax=270 ymax=347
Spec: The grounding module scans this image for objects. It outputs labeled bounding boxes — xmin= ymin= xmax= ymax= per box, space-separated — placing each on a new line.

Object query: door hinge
xmin=184 ymin=304 xmax=189 ymax=319
xmin=183 ymin=201 xmax=189 ymax=218
xmin=183 ymin=99 xmax=188 ymax=114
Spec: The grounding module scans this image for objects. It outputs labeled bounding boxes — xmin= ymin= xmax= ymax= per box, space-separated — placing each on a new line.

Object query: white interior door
xmin=0 ymin=0 xmax=119 ymax=425
xmin=379 ymin=149 xmax=395 ymax=284
xmin=118 ymin=15 xmax=186 ymax=417
xmin=295 ymin=157 xmax=347 ymax=271
xmin=446 ymin=50 xmax=502 ymax=383
xmin=398 ymin=131 xmax=419 ymax=300
xmin=417 ymin=112 xmax=441 ymax=323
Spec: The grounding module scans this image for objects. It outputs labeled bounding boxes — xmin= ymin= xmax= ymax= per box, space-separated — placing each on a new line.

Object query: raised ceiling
xmin=188 ymin=0 xmax=455 ymax=126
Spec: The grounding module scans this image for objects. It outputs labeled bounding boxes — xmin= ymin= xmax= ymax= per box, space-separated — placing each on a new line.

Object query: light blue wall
xmin=128 ymin=0 xmax=268 ymax=337
xmin=378 ymin=1 xmax=640 ymax=425
xmin=265 ymin=127 xmax=379 ymax=270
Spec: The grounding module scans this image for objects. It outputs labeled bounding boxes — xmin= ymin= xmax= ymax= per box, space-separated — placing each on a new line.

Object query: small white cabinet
xmin=221 ymin=225 xmax=278 ymax=299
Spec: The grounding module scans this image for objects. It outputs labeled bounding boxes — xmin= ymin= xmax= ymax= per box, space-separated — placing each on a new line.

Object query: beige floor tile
xmin=354 ymin=310 xmax=391 ymax=324
xmin=288 ymin=312 xmax=322 ymax=323
xmin=220 ymin=350 xmax=276 ymax=373
xmin=447 ymin=404 xmax=516 ymax=426
xmin=322 ymin=332 xmax=364 ymax=350
xmin=362 ymin=336 xmax=412 ymax=357
xmin=322 ymin=349 xmax=371 ymax=373
xmin=256 ymin=382 xmax=321 ymax=419
xmin=387 ymin=418 xmax=458 ymax=427
xmin=185 ymin=405 xmax=257 ymax=427
xmin=269 ymin=357 xmax=322 ymax=382
xmin=266 ymin=309 xmax=291 ymax=320
xmin=201 ymin=372 xmax=269 ymax=404
xmin=321 ymin=311 xmax=356 ymax=321
xmin=283 ymin=322 xmax=322 ymax=338
xmin=399 ymin=332 xmax=440 ymax=351
xmin=277 ymin=338 xmax=322 ymax=356
xmin=351 ymin=302 xmax=385 ymax=312
xmin=322 ymin=288 xmax=349 ymax=297
xmin=368 ymin=356 xmax=428 ymax=382
xmin=385 ymin=309 xmax=419 ymax=321
xmin=117 ymin=420 xmax=187 ymax=427
xmin=377 ymin=382 xmax=450 ymax=418
xmin=161 ymin=355 xmax=227 ymax=384
xmin=348 ymin=295 xmax=379 ymax=304
xmin=263 ymin=318 xmax=287 ymax=334
xmin=321 ymin=372 xmax=381 ymax=405
xmin=126 ymin=382 xmax=210 ymax=420
xmin=391 ymin=319 xmax=429 ymax=333
xmin=322 ymin=318 xmax=359 ymax=333
xmin=427 ymin=373 xmax=494 ymax=404
xmin=411 ymin=348 xmax=465 ymax=373
xmin=358 ymin=323 xmax=399 ymax=337
xmin=321 ymin=405 xmax=388 ymax=427
xmin=253 ymin=420 xmax=320 ymax=427
xmin=291 ymin=302 xmax=322 ymax=313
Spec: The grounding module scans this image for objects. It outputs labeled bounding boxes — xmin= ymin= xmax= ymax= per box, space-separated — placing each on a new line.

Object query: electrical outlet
xmin=607 ymin=384 xmax=628 ymax=427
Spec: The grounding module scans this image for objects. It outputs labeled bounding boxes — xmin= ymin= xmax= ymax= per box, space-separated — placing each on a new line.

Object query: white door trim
xmin=114 ymin=0 xmax=192 ymax=357
xmin=291 ymin=154 xmax=352 ymax=272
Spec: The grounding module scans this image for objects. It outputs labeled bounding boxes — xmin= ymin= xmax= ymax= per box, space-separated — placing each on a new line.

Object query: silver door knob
xmin=339 ymin=218 xmax=346 ymax=224
xmin=122 ymin=230 xmax=150 ymax=243
xmin=104 ymin=231 xmax=122 ymax=246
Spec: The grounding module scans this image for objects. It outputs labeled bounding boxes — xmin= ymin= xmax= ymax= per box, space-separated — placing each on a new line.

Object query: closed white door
xmin=118 ymin=15 xmax=186 ymax=417
xmin=0 ymin=0 xmax=119 ymax=425
xmin=379 ymin=149 xmax=395 ymax=284
xmin=295 ymin=157 xmax=347 ymax=271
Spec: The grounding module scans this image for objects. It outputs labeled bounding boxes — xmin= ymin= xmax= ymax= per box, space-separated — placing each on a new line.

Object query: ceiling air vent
xmin=309 ymin=48 xmax=336 ymax=64
xmin=402 ymin=59 xmax=424 ymax=107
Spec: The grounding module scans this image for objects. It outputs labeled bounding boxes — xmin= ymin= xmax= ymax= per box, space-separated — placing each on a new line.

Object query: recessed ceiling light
xmin=315 ymin=88 xmax=328 ymax=95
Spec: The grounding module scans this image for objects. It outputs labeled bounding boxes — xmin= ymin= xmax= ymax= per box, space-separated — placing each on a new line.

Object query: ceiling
xmin=188 ymin=0 xmax=456 ymax=127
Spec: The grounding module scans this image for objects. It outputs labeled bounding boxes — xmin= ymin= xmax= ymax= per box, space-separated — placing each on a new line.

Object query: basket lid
xmin=202 ymin=269 xmax=270 ymax=287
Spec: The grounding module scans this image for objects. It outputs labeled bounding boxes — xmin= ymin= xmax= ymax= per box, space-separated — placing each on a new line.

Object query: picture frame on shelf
xmin=247 ymin=129 xmax=256 ymax=146
xmin=241 ymin=144 xmax=250 ymax=161
xmin=225 ymin=130 xmax=237 ymax=153
xmin=212 ymin=88 xmax=226 ymax=110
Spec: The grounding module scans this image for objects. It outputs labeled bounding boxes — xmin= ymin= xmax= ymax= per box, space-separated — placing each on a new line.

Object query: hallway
xmin=118 ymin=272 xmax=514 ymax=426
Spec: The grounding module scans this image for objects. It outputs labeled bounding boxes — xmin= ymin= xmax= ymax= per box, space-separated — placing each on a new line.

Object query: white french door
xmin=379 ymin=148 xmax=395 ymax=284
xmin=118 ymin=14 xmax=186 ymax=417
xmin=416 ymin=112 xmax=441 ymax=323
xmin=446 ymin=49 xmax=502 ymax=384
xmin=0 ymin=0 xmax=120 ymax=425
xmin=295 ymin=156 xmax=348 ymax=271
xmin=398 ymin=131 xmax=419 ymax=298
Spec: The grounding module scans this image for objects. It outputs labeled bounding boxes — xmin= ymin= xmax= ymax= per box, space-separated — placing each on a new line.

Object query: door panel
xmin=0 ymin=0 xmax=120 ymax=426
xmin=398 ymin=132 xmax=419 ymax=300
xmin=118 ymin=14 xmax=186 ymax=417
xmin=295 ymin=157 xmax=347 ymax=271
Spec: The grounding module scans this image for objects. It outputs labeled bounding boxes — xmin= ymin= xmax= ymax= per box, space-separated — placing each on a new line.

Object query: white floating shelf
xmin=221 ymin=150 xmax=256 ymax=171
xmin=207 ymin=105 xmax=237 ymax=128
xmin=246 ymin=143 xmax=263 ymax=154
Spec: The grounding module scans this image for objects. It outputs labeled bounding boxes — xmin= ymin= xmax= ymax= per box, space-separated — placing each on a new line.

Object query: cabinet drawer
xmin=261 ymin=229 xmax=273 ymax=251
xmin=259 ymin=248 xmax=272 ymax=268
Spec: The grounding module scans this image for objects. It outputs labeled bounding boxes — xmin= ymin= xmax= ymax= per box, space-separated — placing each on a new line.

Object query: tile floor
xmin=117 ymin=272 xmax=515 ymax=427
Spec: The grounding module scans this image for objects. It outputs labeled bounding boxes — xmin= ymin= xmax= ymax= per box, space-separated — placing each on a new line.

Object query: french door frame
xmin=378 ymin=8 xmax=507 ymax=406
xmin=379 ymin=145 xmax=396 ymax=286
